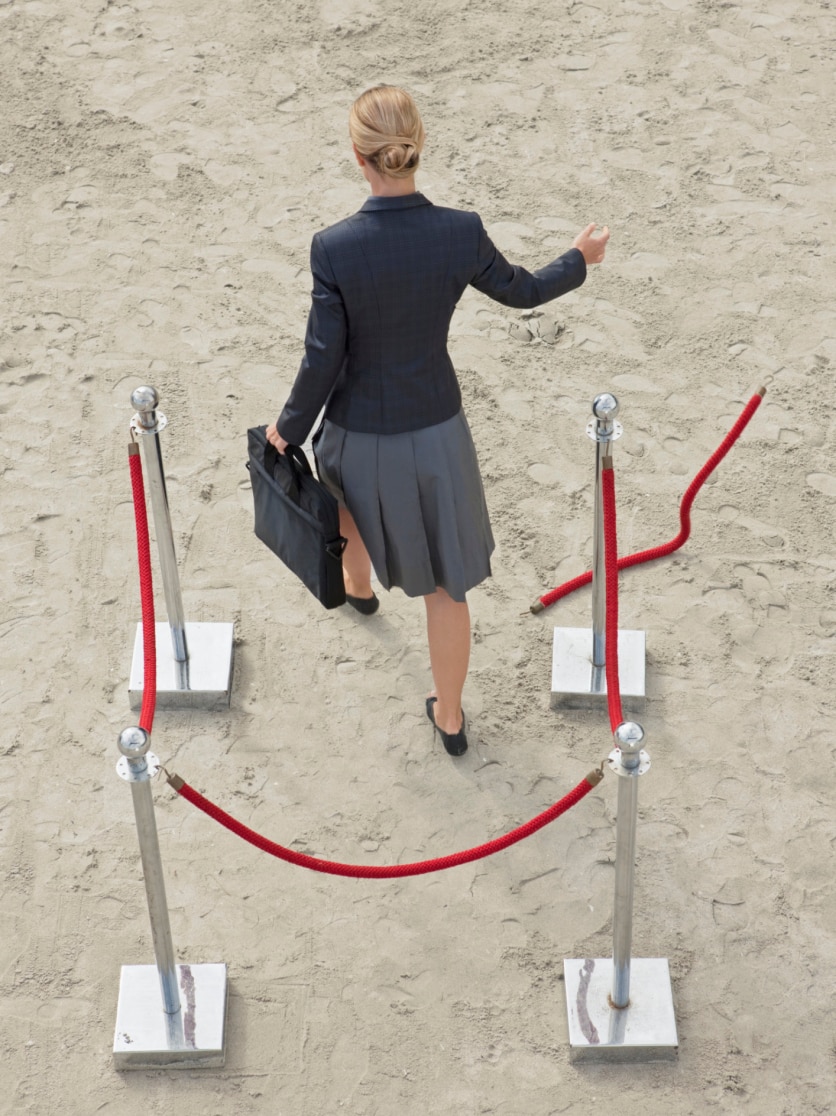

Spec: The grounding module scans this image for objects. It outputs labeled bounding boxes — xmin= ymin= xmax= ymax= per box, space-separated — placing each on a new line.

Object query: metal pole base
xmin=113 ymin=962 xmax=228 ymax=1069
xmin=129 ymin=622 xmax=235 ymax=711
xmin=551 ymin=627 xmax=646 ymax=711
xmin=563 ymin=957 xmax=678 ymax=1063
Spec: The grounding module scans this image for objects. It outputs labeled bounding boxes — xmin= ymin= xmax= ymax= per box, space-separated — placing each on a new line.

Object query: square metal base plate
xmin=129 ymin=622 xmax=234 ymax=710
xmin=551 ymin=627 xmax=646 ymax=711
xmin=114 ymin=962 xmax=228 ymax=1069
xmin=563 ymin=957 xmax=678 ymax=1062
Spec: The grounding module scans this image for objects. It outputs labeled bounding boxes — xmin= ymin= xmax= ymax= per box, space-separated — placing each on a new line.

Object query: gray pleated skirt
xmin=313 ymin=409 xmax=494 ymax=602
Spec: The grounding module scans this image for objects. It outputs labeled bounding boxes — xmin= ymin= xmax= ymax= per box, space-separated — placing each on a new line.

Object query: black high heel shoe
xmin=345 ymin=591 xmax=379 ymax=615
xmin=426 ymin=696 xmax=468 ymax=756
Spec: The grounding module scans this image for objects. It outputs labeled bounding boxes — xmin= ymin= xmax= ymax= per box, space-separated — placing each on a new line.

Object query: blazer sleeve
xmin=469 ymin=215 xmax=587 ymax=309
xmin=276 ymin=233 xmax=348 ymax=445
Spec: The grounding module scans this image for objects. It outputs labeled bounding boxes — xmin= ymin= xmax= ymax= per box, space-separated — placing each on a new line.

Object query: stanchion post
xmin=590 ymin=393 xmax=620 ymax=673
xmin=131 ymin=387 xmax=188 ymax=664
xmin=610 ymin=721 xmax=646 ymax=1009
xmin=116 ymin=727 xmax=181 ymax=1014
xmin=127 ymin=385 xmax=235 ymax=711
xmin=113 ymin=726 xmax=228 ymax=1069
xmin=563 ymin=721 xmax=677 ymax=1061
xmin=551 ymin=392 xmax=646 ymax=710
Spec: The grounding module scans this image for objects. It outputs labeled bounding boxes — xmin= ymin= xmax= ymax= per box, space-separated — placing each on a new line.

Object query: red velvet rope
xmin=129 ymin=447 xmax=156 ymax=734
xmin=601 ymin=465 xmax=623 ymax=732
xmin=168 ymin=772 xmax=600 ymax=878
xmin=535 ymin=391 xmax=765 ymax=611
xmin=128 ymin=437 xmax=601 ymax=878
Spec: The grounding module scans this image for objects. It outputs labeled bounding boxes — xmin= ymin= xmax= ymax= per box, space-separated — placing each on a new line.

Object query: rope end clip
xmin=164 ymin=769 xmax=185 ymax=792
xmin=586 ymin=762 xmax=606 ymax=788
xmin=529 ymin=598 xmax=545 ymax=615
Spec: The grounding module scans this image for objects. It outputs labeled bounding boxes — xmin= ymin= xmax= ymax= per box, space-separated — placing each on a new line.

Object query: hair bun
xmin=379 ymin=142 xmax=418 ymax=175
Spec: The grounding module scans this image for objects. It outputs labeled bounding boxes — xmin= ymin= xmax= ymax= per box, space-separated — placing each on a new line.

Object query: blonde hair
xmin=349 ymin=85 xmax=425 ymax=179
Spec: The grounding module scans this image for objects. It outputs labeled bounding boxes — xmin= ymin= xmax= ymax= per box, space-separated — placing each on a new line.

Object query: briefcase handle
xmin=263 ymin=441 xmax=312 ymax=503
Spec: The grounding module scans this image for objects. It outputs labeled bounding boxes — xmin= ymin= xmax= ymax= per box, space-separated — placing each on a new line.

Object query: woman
xmin=267 ymin=85 xmax=609 ymax=756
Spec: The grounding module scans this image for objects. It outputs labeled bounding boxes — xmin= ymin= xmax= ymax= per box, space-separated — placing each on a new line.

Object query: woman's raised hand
xmin=572 ymin=223 xmax=610 ymax=265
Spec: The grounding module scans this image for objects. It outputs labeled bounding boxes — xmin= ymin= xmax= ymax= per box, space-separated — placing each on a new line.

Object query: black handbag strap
xmin=325 ymin=536 xmax=348 ymax=559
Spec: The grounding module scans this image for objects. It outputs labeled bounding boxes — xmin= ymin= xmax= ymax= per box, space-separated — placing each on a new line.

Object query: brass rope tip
xmin=530 ymin=599 xmax=545 ymax=615
xmin=757 ymin=385 xmax=767 ymax=397
xmin=602 ymin=455 xmax=613 ymax=470
xmin=586 ymin=764 xmax=606 ymax=787
xmin=128 ymin=441 xmax=139 ymax=455
xmin=166 ymin=771 xmax=185 ymax=792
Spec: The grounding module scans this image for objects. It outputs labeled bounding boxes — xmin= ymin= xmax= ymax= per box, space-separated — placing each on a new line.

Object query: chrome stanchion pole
xmin=112 ymin=726 xmax=228 ymax=1068
xmin=130 ymin=387 xmax=188 ymax=664
xmin=609 ymin=721 xmax=646 ymax=1009
xmin=590 ymin=394 xmax=620 ymax=676
xmin=551 ymin=392 xmax=646 ymax=710
xmin=126 ymin=385 xmax=235 ymax=711
xmin=116 ymin=727 xmax=180 ymax=1014
xmin=563 ymin=721 xmax=677 ymax=1061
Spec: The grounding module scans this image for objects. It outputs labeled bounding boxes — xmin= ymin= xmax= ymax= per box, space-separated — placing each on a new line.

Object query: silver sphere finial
xmin=131 ymin=385 xmax=159 ymax=412
xmin=118 ymin=726 xmax=150 ymax=758
xmin=614 ymin=721 xmax=645 ymax=753
xmin=592 ymin=392 xmax=619 ymax=421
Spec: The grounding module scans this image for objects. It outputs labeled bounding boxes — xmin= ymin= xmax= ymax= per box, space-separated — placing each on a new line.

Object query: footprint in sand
xmin=806 ymin=473 xmax=836 ymax=499
xmin=139 ymin=300 xmax=170 ymax=326
xmin=734 ymin=564 xmax=787 ymax=611
xmin=256 ymin=202 xmax=292 ymax=228
xmin=108 ymin=253 xmax=134 ymax=273
xmin=527 ymin=462 xmax=588 ymax=494
xmin=617 ymin=251 xmax=671 ymax=279
xmin=149 ymin=153 xmax=191 ymax=181
xmin=556 ymin=54 xmax=593 ymax=71
xmin=818 ymin=611 xmax=836 ymax=635
xmin=129 ymin=84 xmax=203 ymax=126
xmin=180 ymin=326 xmax=208 ymax=353
xmin=612 ymin=372 xmax=661 ymax=394
xmin=242 ymin=258 xmax=300 ymax=283
xmin=778 ymin=428 xmax=802 ymax=446
xmin=572 ymin=323 xmax=607 ymax=353
xmin=37 ymin=312 xmax=72 ymax=333
xmin=269 ymin=73 xmax=297 ymax=107
xmin=204 ymin=161 xmax=242 ymax=188
xmin=498 ymin=389 xmax=532 ymax=420
xmin=319 ymin=0 xmax=379 ymax=34
xmin=62 ymin=185 xmax=98 ymax=208
xmin=717 ymin=504 xmax=785 ymax=548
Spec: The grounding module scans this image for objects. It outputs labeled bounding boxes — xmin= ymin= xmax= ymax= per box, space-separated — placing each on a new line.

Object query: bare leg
xmin=424 ymin=587 xmax=470 ymax=734
xmin=340 ymin=505 xmax=374 ymax=599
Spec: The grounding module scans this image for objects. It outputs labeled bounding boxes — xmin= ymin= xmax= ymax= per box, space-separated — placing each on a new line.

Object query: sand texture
xmin=1 ymin=0 xmax=835 ymax=1111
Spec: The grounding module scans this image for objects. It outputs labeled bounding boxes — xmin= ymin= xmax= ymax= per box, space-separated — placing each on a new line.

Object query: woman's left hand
xmin=572 ymin=223 xmax=610 ymax=265
xmin=266 ymin=422 xmax=289 ymax=455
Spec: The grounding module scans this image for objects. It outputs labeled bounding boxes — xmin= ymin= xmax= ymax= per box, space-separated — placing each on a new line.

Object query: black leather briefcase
xmin=246 ymin=425 xmax=347 ymax=609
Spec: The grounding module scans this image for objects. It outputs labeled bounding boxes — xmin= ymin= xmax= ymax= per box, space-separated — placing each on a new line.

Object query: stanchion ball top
xmin=118 ymin=726 xmax=150 ymax=758
xmin=614 ymin=721 xmax=644 ymax=752
xmin=131 ymin=385 xmax=159 ymax=411
xmin=592 ymin=393 xmax=619 ymax=420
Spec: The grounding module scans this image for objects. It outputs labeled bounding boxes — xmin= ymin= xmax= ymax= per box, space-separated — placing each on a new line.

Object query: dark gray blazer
xmin=276 ymin=192 xmax=586 ymax=443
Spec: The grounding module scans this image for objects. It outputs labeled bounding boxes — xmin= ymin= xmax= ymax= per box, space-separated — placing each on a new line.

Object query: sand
xmin=1 ymin=0 xmax=835 ymax=1111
